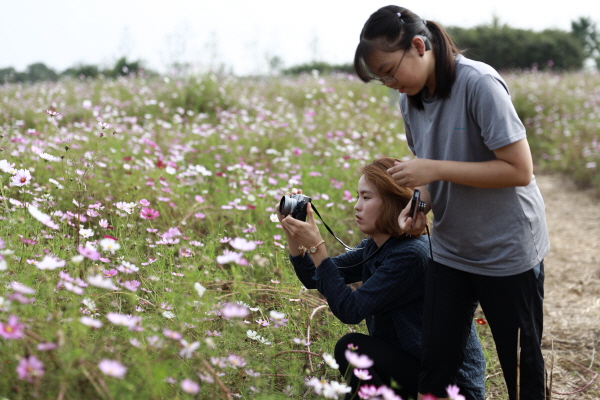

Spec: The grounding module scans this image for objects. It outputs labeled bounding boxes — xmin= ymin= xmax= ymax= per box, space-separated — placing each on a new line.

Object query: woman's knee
xmin=334 ymin=332 xmax=369 ymax=359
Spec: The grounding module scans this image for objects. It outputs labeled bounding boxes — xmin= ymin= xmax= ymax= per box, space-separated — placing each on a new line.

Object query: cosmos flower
xmin=98 ymin=359 xmax=127 ymax=379
xmin=0 ymin=159 xmax=15 ymax=173
xmin=39 ymin=152 xmax=61 ymax=162
xmin=180 ymin=378 xmax=200 ymax=394
xmin=36 ymin=255 xmax=66 ymax=270
xmin=99 ymin=238 xmax=120 ymax=254
xmin=322 ymin=353 xmax=339 ymax=370
xmin=16 ymin=355 xmax=44 ymax=383
xmin=80 ymin=316 xmax=103 ymax=328
xmin=220 ymin=302 xmax=249 ymax=319
xmin=353 ymin=369 xmax=372 ymax=381
xmin=0 ymin=315 xmax=25 ymax=339
xmin=28 ymin=205 xmax=59 ymax=229
xmin=229 ymin=237 xmax=257 ymax=252
xmin=10 ymin=169 xmax=32 ymax=186
xmin=140 ymin=207 xmax=160 ymax=220
xmin=179 ymin=339 xmax=201 ymax=359
xmin=446 ymin=385 xmax=466 ymax=400
xmin=344 ymin=350 xmax=374 ymax=369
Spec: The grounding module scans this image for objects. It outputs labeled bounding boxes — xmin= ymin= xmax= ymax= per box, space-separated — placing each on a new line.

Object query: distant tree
xmin=62 ymin=64 xmax=100 ymax=79
xmin=26 ymin=62 xmax=58 ymax=82
xmin=448 ymin=21 xmax=585 ymax=71
xmin=571 ymin=17 xmax=600 ymax=68
xmin=282 ymin=61 xmax=355 ymax=76
xmin=111 ymin=57 xmax=141 ymax=77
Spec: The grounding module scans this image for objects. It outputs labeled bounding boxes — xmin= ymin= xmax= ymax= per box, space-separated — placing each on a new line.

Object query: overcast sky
xmin=2 ymin=0 xmax=599 ymax=76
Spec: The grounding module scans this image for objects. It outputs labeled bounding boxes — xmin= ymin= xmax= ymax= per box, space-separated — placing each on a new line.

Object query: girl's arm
xmin=388 ymin=138 xmax=533 ymax=189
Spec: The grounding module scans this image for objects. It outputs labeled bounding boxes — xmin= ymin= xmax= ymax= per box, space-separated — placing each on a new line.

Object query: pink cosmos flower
xmin=122 ymin=280 xmax=140 ymax=291
xmin=10 ymin=281 xmax=36 ymax=294
xmin=17 ymin=355 xmax=44 ymax=382
xmin=78 ymin=245 xmax=100 ymax=260
xmin=229 ymin=237 xmax=257 ymax=252
xmin=345 ymin=350 xmax=374 ymax=369
xmin=140 ymin=207 xmax=160 ymax=220
xmin=98 ymin=359 xmax=127 ymax=379
xmin=179 ymin=339 xmax=201 ymax=359
xmin=446 ymin=385 xmax=466 ymax=400
xmin=103 ymin=269 xmax=118 ymax=277
xmin=163 ymin=328 xmax=182 ymax=340
xmin=11 ymin=169 xmax=32 ymax=186
xmin=220 ymin=302 xmax=249 ymax=319
xmin=353 ymin=369 xmax=372 ymax=381
xmin=140 ymin=199 xmax=150 ymax=206
xmin=227 ymin=354 xmax=247 ymax=368
xmin=37 ymin=342 xmax=57 ymax=351
xmin=181 ymin=378 xmax=200 ymax=394
xmin=80 ymin=316 xmax=103 ymax=328
xmin=0 ymin=315 xmax=25 ymax=339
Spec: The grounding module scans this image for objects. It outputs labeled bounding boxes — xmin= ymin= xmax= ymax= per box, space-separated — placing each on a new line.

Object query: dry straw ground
xmin=529 ymin=173 xmax=599 ymax=399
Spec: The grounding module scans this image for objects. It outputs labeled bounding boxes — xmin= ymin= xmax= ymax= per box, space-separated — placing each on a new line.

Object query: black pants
xmin=419 ymin=260 xmax=547 ymax=400
xmin=334 ymin=332 xmax=420 ymax=400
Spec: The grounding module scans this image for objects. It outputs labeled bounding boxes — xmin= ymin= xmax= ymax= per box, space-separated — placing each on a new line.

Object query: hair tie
xmin=397 ymin=12 xmax=402 ymax=18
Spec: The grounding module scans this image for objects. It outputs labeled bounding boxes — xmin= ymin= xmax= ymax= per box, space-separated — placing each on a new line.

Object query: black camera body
xmin=279 ymin=194 xmax=312 ymax=221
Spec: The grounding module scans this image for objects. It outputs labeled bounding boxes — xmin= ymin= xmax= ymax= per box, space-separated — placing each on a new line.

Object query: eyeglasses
xmin=374 ymin=50 xmax=407 ymax=86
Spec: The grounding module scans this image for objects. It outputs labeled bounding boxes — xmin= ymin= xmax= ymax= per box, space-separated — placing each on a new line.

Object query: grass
xmin=0 ymin=69 xmax=599 ymax=399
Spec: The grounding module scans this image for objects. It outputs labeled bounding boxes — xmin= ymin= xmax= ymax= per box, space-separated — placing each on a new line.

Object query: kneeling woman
xmin=279 ymin=157 xmax=485 ymax=400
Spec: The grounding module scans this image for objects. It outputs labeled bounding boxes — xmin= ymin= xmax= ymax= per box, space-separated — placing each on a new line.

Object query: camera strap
xmin=310 ymin=204 xmax=361 ymax=251
xmin=311 ymin=203 xmax=434 ymax=264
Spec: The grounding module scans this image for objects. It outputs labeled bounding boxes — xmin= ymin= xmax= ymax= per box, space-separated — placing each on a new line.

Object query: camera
xmin=279 ymin=193 xmax=312 ymax=221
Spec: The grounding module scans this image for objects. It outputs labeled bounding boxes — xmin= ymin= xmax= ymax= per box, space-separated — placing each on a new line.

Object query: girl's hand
xmin=280 ymin=203 xmax=323 ymax=247
xmin=387 ymin=159 xmax=438 ymax=187
xmin=398 ymin=200 xmax=427 ymax=236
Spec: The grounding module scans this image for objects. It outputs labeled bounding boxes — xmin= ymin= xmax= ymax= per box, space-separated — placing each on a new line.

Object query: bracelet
xmin=298 ymin=245 xmax=307 ymax=257
xmin=307 ymin=240 xmax=325 ymax=254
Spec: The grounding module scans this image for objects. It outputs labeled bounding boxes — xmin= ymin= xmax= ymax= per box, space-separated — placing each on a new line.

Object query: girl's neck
xmin=372 ymin=233 xmax=391 ymax=248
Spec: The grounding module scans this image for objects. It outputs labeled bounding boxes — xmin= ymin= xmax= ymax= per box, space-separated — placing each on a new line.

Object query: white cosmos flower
xmin=322 ymin=353 xmax=339 ymax=370
xmin=99 ymin=238 xmax=120 ymax=253
xmin=86 ymin=274 xmax=117 ymax=290
xmin=28 ymin=205 xmax=59 ymax=229
xmin=39 ymin=152 xmax=61 ymax=162
xmin=194 ymin=282 xmax=206 ymax=297
xmin=37 ymin=255 xmax=66 ymax=270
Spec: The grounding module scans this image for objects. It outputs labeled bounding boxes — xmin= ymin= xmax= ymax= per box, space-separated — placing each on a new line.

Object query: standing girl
xmin=354 ymin=6 xmax=550 ymax=400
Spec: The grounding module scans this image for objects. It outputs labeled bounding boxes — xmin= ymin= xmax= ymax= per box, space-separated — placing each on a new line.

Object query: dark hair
xmin=354 ymin=5 xmax=462 ymax=110
xmin=360 ymin=157 xmax=426 ymax=238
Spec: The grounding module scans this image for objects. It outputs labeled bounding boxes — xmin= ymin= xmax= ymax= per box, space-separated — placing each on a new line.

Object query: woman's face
xmin=366 ymin=39 xmax=434 ymax=96
xmin=354 ymin=175 xmax=384 ymax=236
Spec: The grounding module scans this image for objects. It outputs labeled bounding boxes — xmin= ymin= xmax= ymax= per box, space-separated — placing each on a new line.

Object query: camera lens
xmin=279 ymin=196 xmax=296 ymax=216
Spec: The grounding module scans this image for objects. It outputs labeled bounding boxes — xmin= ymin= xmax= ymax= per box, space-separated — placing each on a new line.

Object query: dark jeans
xmin=419 ymin=260 xmax=547 ymax=400
xmin=334 ymin=332 xmax=420 ymax=400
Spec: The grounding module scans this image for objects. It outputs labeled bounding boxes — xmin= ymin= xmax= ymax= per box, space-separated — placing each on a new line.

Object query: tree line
xmin=2 ymin=17 xmax=599 ymax=84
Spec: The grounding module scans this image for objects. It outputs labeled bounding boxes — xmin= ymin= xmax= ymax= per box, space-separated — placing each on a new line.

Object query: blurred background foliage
xmin=1 ymin=17 xmax=599 ymax=84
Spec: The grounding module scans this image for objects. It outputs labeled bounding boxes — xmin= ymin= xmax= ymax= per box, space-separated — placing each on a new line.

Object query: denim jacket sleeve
xmin=300 ymin=239 xmax=427 ymax=325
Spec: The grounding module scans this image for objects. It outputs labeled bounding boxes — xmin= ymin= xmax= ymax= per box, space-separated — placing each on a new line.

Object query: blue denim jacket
xmin=290 ymin=236 xmax=486 ymax=400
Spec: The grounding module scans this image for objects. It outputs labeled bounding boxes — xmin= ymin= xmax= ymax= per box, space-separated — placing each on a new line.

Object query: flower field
xmin=0 ymin=69 xmax=598 ymax=399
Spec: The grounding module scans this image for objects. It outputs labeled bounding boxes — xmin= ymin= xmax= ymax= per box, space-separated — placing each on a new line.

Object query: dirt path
xmin=535 ymin=173 xmax=600 ymax=398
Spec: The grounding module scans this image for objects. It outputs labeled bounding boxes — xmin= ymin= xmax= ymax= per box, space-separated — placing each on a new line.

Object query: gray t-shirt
xmin=400 ymin=55 xmax=550 ymax=276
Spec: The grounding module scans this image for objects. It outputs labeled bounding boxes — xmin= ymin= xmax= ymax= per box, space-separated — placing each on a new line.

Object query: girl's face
xmin=366 ymin=38 xmax=434 ymax=96
xmin=354 ymin=175 xmax=384 ymax=237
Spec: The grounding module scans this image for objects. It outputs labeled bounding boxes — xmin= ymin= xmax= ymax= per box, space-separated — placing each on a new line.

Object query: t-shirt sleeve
xmin=468 ymin=74 xmax=526 ymax=151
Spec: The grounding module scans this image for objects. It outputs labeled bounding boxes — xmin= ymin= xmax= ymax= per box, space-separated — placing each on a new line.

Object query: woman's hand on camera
xmin=276 ymin=188 xmax=303 ymax=223
xmin=280 ymin=203 xmax=323 ymax=247
xmin=398 ymin=201 xmax=427 ymax=236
